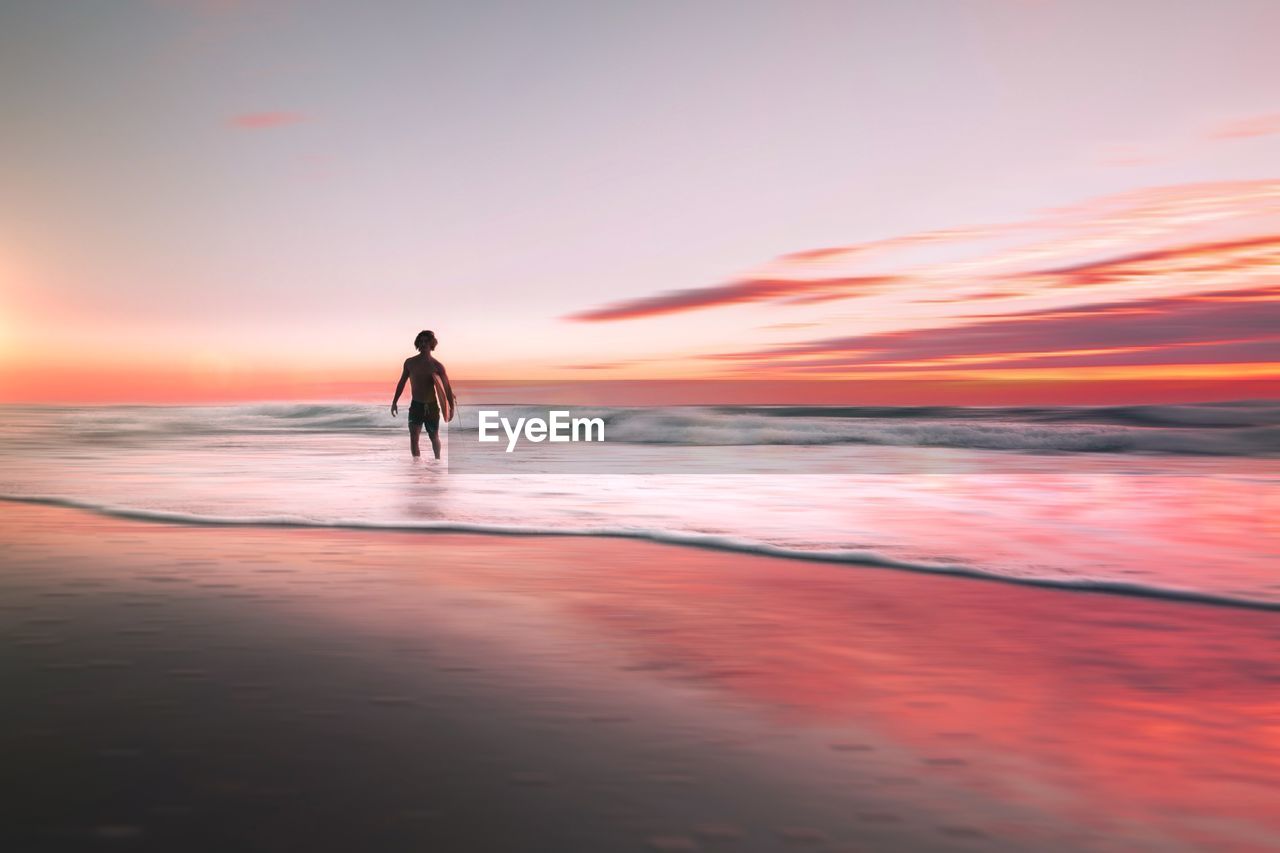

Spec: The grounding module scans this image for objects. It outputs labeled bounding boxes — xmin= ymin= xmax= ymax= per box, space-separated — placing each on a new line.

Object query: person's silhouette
xmin=391 ymin=330 xmax=456 ymax=459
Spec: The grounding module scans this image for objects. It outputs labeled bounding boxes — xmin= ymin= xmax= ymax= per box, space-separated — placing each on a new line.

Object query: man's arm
xmin=391 ymin=362 xmax=409 ymax=416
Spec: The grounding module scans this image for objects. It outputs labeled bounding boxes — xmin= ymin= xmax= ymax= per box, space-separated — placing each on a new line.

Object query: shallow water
xmin=0 ymin=403 xmax=1276 ymax=606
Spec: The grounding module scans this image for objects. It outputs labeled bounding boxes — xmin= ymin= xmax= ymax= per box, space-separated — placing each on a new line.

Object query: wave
xmin=451 ymin=404 xmax=1280 ymax=455
xmin=66 ymin=404 xmax=396 ymax=441
xmin=720 ymin=401 xmax=1280 ymax=429
xmin=3 ymin=493 xmax=1276 ymax=612
xmin=590 ymin=409 xmax=1280 ymax=455
xmin=7 ymin=401 xmax=1278 ymax=455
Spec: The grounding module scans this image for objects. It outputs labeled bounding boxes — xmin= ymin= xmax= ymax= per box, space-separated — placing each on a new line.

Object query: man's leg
xmin=427 ymin=424 xmax=441 ymax=460
xmin=409 ymin=422 xmax=422 ymax=458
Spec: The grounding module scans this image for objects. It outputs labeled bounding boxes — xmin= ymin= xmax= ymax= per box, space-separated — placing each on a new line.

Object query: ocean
xmin=1 ymin=401 xmax=1276 ymax=608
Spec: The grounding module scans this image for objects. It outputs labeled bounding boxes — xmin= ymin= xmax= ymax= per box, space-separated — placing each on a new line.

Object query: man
xmin=391 ymin=330 xmax=456 ymax=459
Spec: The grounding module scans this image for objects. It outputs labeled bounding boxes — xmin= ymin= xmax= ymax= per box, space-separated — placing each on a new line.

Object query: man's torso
xmin=405 ymin=354 xmax=444 ymax=404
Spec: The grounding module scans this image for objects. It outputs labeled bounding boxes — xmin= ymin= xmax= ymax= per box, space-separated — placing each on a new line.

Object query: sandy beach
xmin=2 ymin=502 xmax=1277 ymax=852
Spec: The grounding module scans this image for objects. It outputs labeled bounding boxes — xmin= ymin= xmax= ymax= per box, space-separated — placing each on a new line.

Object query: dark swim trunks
xmin=408 ymin=399 xmax=440 ymax=435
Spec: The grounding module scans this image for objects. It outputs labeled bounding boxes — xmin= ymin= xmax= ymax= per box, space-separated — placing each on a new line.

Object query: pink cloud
xmin=566 ymin=180 xmax=1280 ymax=325
xmin=704 ymin=285 xmax=1280 ymax=373
xmin=228 ymin=111 xmax=307 ymax=129
xmin=764 ymin=225 xmax=1018 ymax=276
xmin=1008 ymin=235 xmax=1280 ymax=289
xmin=1209 ymin=113 xmax=1280 ymax=140
xmin=566 ymin=277 xmax=896 ymax=322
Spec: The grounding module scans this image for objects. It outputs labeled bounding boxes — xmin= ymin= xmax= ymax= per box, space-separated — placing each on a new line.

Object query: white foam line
xmin=2 ymin=493 xmax=1276 ymax=612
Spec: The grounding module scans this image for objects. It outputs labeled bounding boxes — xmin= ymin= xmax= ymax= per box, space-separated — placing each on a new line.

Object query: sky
xmin=1 ymin=0 xmax=1277 ymax=403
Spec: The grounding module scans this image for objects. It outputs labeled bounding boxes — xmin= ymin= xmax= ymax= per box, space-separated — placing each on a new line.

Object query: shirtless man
xmin=391 ymin=330 xmax=456 ymax=459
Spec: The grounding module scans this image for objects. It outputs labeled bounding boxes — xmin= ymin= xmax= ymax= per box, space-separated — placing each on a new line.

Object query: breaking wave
xmin=5 ymin=400 xmax=1276 ymax=456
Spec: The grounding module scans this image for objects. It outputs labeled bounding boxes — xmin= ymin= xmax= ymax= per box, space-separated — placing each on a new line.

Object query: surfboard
xmin=433 ymin=372 xmax=454 ymax=423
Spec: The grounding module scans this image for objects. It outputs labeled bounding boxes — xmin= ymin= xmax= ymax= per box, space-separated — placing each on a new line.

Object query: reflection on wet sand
xmin=3 ymin=504 xmax=1277 ymax=852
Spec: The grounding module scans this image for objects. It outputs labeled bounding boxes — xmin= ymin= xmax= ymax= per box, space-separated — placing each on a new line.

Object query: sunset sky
xmin=1 ymin=0 xmax=1277 ymax=403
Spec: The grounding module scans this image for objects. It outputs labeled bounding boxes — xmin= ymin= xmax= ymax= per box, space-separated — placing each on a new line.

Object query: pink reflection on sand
xmin=7 ymin=503 xmax=1277 ymax=849
xmin=463 ymin=537 xmax=1280 ymax=849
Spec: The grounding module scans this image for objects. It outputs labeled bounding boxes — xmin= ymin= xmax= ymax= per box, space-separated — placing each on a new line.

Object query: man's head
xmin=414 ymin=330 xmax=438 ymax=352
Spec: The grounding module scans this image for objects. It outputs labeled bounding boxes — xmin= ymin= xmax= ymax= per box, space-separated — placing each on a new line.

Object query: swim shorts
xmin=408 ymin=399 xmax=440 ymax=435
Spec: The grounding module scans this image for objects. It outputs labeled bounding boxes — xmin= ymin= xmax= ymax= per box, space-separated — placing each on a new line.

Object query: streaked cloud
xmin=706 ymin=286 xmax=1280 ymax=375
xmin=999 ymin=235 xmax=1280 ymax=290
xmin=561 ymin=179 xmax=1280 ymax=386
xmin=569 ymin=181 xmax=1280 ymax=325
xmin=566 ymin=276 xmax=896 ymax=321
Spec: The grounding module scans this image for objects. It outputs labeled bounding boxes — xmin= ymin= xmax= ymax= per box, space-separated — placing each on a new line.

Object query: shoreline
xmin=3 ymin=502 xmax=1278 ymax=851
xmin=2 ymin=494 xmax=1275 ymax=613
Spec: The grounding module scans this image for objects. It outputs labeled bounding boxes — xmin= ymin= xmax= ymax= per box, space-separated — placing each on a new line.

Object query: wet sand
xmin=2 ymin=503 xmax=1278 ymax=852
